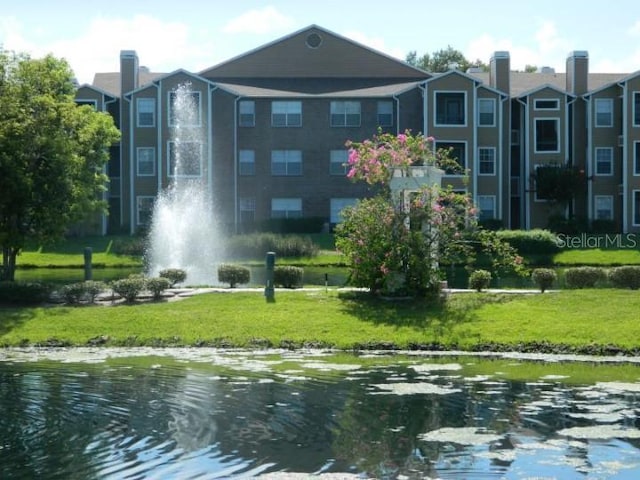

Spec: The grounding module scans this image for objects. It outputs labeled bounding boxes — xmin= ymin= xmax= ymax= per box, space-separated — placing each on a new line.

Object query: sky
xmin=2 ymin=0 xmax=640 ymax=85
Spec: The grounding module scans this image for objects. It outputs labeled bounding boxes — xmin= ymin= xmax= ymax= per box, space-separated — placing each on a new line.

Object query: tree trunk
xmin=1 ymin=246 xmax=18 ymax=282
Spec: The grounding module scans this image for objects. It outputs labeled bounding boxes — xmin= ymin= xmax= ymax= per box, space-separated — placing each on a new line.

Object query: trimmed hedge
xmin=111 ymin=276 xmax=146 ymax=303
xmin=564 ymin=267 xmax=606 ymax=289
xmin=217 ymin=264 xmax=250 ymax=288
xmin=531 ymin=268 xmax=557 ymax=293
xmin=146 ymin=277 xmax=172 ymax=300
xmin=496 ymin=229 xmax=560 ymax=255
xmin=274 ymin=266 xmax=304 ymax=288
xmin=0 ymin=281 xmax=52 ymax=305
xmin=159 ymin=268 xmax=187 ymax=287
xmin=608 ymin=266 xmax=640 ymax=290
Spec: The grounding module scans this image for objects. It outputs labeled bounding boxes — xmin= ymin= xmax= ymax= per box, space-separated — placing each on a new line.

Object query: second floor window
xmin=435 ymin=91 xmax=465 ymax=125
xmin=168 ymin=141 xmax=202 ymax=177
xmin=436 ymin=141 xmax=466 ymax=173
xmin=169 ymin=90 xmax=201 ymax=127
xmin=377 ymin=101 xmax=393 ymax=126
xmin=271 ymin=198 xmax=302 ymax=218
xmin=595 ymin=147 xmax=613 ymax=175
xmin=535 ymin=118 xmax=559 ymax=153
xmin=239 ymin=150 xmax=255 ymax=176
xmin=635 ymin=141 xmax=640 ymax=175
xmin=478 ymin=99 xmax=495 ymax=126
xmin=271 ymin=150 xmax=302 ymax=176
xmin=239 ymin=101 xmax=255 ymax=127
xmin=478 ymin=147 xmax=496 ymax=175
xmin=272 ymin=101 xmax=301 ymax=127
xmin=136 ymin=147 xmax=155 ymax=176
xmin=330 ymin=101 xmax=360 ymax=127
xmin=634 ymin=92 xmax=640 ymax=126
xmin=137 ymin=98 xmax=155 ymax=127
xmin=595 ymin=98 xmax=613 ymax=127
xmin=477 ymin=195 xmax=496 ymax=220
xmin=330 ymin=150 xmax=348 ymax=175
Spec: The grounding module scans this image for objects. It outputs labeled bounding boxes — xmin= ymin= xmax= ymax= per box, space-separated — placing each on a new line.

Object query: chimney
xmin=566 ymin=51 xmax=588 ymax=95
xmin=120 ymin=50 xmax=139 ymax=95
xmin=490 ymin=51 xmax=510 ymax=94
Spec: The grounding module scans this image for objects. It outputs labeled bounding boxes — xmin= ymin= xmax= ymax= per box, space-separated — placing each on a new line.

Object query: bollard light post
xmin=84 ymin=247 xmax=93 ymax=281
xmin=265 ymin=251 xmax=275 ymax=302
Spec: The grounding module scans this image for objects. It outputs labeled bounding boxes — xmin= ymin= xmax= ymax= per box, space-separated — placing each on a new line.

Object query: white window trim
xmin=633 ymin=92 xmax=640 ymax=127
xmin=330 ymin=101 xmax=361 ymax=127
xmin=76 ymin=99 xmax=98 ymax=109
xmin=533 ymin=98 xmax=560 ymax=111
xmin=478 ymin=147 xmax=496 ymax=176
xmin=633 ymin=190 xmax=640 ymax=226
xmin=436 ymin=140 xmax=467 ymax=177
xmin=594 ymin=195 xmax=614 ymax=221
xmin=167 ymin=141 xmax=203 ymax=178
xmin=168 ymin=90 xmax=202 ymax=127
xmin=434 ymin=90 xmax=467 ymax=127
xmin=271 ymin=198 xmax=302 ymax=218
xmin=477 ymin=98 xmax=496 ymax=127
xmin=136 ymin=147 xmax=156 ymax=177
xmin=477 ymin=195 xmax=497 ymax=220
xmin=239 ymin=150 xmax=255 ymax=176
xmin=594 ymin=147 xmax=614 ymax=176
xmin=239 ymin=100 xmax=255 ymax=127
xmin=136 ymin=196 xmax=155 ymax=226
xmin=271 ymin=150 xmax=303 ymax=176
xmin=271 ymin=101 xmax=302 ymax=127
xmin=377 ymin=101 xmax=393 ymax=127
xmin=534 ymin=117 xmax=561 ymax=154
xmin=634 ymin=141 xmax=640 ymax=176
xmin=136 ymin=98 xmax=155 ymax=127
xmin=329 ymin=150 xmax=348 ymax=176
xmin=594 ymin=98 xmax=613 ymax=128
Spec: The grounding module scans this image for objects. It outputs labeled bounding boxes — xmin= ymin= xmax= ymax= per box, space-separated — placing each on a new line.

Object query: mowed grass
xmin=1 ymin=289 xmax=640 ymax=351
xmin=553 ymin=248 xmax=640 ymax=266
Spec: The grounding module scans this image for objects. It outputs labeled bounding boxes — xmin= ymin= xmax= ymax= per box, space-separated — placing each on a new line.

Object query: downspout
xmin=585 ymin=94 xmax=593 ymax=222
xmin=419 ymin=83 xmax=428 ymax=139
xmin=392 ymin=94 xmax=400 ymax=135
xmin=209 ymin=86 xmax=217 ymax=205
xmin=233 ymin=96 xmax=240 ymax=233
xmin=566 ymin=96 xmax=577 ymax=219
xmin=517 ymin=96 xmax=529 ymax=229
xmin=127 ymin=94 xmax=135 ymax=235
xmin=620 ymin=82 xmax=628 ymax=233
xmin=156 ymin=81 xmax=162 ymax=194
xmin=472 ymin=85 xmax=478 ymax=208
xmin=499 ymin=94 xmax=508 ymax=222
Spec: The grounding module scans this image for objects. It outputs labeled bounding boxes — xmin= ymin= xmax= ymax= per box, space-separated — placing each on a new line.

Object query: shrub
xmin=217 ymin=264 xmax=250 ymax=288
xmin=146 ymin=277 xmax=172 ymax=300
xmin=531 ymin=268 xmax=557 ymax=293
xmin=564 ymin=267 xmax=606 ymax=289
xmin=608 ymin=266 xmax=640 ymax=290
xmin=468 ymin=269 xmax=491 ymax=292
xmin=111 ymin=276 xmax=146 ymax=303
xmin=0 ymin=281 xmax=52 ymax=305
xmin=60 ymin=282 xmax=86 ymax=304
xmin=496 ymin=229 xmax=560 ymax=255
xmin=226 ymin=233 xmax=319 ymax=259
xmin=274 ymin=266 xmax=304 ymax=288
xmin=83 ymin=281 xmax=106 ymax=303
xmin=159 ymin=268 xmax=187 ymax=287
xmin=111 ymin=237 xmax=146 ymax=256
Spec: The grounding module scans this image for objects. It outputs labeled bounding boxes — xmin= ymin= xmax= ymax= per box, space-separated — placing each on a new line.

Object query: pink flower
xmin=397 ymin=134 xmax=407 ymax=144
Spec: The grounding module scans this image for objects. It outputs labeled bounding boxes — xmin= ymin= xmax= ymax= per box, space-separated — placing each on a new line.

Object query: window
xmin=271 ymin=101 xmax=302 ymax=127
xmin=535 ymin=118 xmax=559 ymax=153
xmin=136 ymin=196 xmax=155 ymax=226
xmin=330 ymin=150 xmax=348 ymax=176
xmin=435 ymin=91 xmax=465 ymax=125
xmin=635 ymin=142 xmax=640 ymax=175
xmin=595 ymin=147 xmax=613 ymax=175
xmin=377 ymin=101 xmax=393 ymax=126
xmin=478 ymin=98 xmax=495 ymax=126
xmin=271 ymin=150 xmax=302 ymax=176
xmin=239 ymin=150 xmax=255 ymax=176
xmin=137 ymin=98 xmax=155 ymax=127
xmin=478 ymin=147 xmax=496 ymax=175
xmin=594 ymin=195 xmax=613 ymax=220
xmin=239 ymin=101 xmax=255 ymax=127
xmin=271 ymin=198 xmax=302 ymax=218
xmin=168 ymin=141 xmax=202 ymax=177
xmin=330 ymin=101 xmax=361 ymax=127
xmin=436 ymin=141 xmax=466 ymax=173
xmin=595 ymin=98 xmax=613 ymax=127
xmin=76 ymin=99 xmax=97 ymax=109
xmin=168 ymin=90 xmax=201 ymax=126
xmin=477 ymin=195 xmax=496 ymax=220
xmin=136 ymin=147 xmax=155 ymax=176
xmin=330 ymin=198 xmax=357 ymax=224
xmin=239 ymin=197 xmax=255 ymax=223
xmin=534 ymin=99 xmax=559 ymax=110
xmin=634 ymin=191 xmax=640 ymax=226
xmin=634 ymin=92 xmax=640 ymax=126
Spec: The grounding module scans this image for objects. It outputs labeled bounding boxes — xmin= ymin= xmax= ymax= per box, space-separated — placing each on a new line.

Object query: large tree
xmin=406 ymin=46 xmax=488 ymax=73
xmin=0 ymin=50 xmax=120 ymax=281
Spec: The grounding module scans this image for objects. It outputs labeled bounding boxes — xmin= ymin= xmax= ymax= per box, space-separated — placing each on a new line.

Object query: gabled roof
xmin=516 ymin=83 xmax=576 ymax=99
xmin=214 ymin=80 xmax=424 ymax=98
xmin=76 ymin=83 xmax=117 ymax=100
xmin=92 ymin=69 xmax=165 ymax=97
xmin=124 ymin=69 xmax=217 ymax=97
xmin=424 ymin=68 xmax=483 ymax=85
xmin=200 ymin=24 xmax=430 ymax=81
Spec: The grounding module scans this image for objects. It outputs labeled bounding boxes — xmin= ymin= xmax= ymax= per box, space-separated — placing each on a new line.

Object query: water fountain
xmin=146 ymin=83 xmax=222 ymax=285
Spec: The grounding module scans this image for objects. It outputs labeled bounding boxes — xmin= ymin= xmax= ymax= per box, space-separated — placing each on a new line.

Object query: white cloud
xmin=222 ymin=6 xmax=295 ymax=35
xmin=341 ymin=29 xmax=404 ymax=60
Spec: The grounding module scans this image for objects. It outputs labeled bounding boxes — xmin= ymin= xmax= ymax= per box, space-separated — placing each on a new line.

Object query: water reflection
xmin=0 ymin=350 xmax=639 ymax=479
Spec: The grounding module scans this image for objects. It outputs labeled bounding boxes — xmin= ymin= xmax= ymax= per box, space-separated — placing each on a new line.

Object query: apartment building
xmin=75 ymin=25 xmax=640 ymax=234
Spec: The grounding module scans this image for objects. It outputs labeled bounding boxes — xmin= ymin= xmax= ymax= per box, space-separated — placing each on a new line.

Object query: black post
xmin=265 ymin=251 xmax=275 ymax=302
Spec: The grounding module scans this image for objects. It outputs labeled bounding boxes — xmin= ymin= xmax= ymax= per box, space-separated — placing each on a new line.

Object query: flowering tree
xmin=335 ymin=130 xmax=523 ymax=297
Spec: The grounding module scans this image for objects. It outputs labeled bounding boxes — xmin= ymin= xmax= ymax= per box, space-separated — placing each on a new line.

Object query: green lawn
xmin=1 ymin=289 xmax=639 ymax=352
xmin=553 ymin=248 xmax=640 ymax=266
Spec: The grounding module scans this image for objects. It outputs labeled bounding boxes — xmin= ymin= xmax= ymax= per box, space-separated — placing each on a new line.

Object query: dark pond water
xmin=1 ymin=349 xmax=639 ymax=479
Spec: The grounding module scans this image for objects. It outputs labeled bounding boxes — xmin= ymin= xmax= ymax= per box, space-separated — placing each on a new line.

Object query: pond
xmin=1 ymin=349 xmax=639 ymax=479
